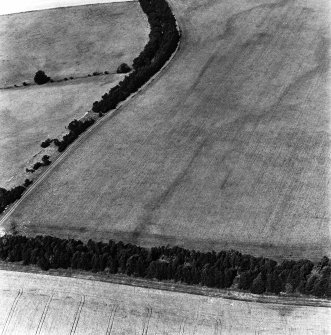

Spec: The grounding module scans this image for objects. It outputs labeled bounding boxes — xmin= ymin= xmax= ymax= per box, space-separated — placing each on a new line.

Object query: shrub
xmin=116 ymin=63 xmax=132 ymax=74
xmin=42 ymin=155 xmax=51 ymax=166
xmin=23 ymin=179 xmax=33 ymax=187
xmin=41 ymin=138 xmax=52 ymax=148
xmin=32 ymin=162 xmax=43 ymax=170
xmin=54 ymin=119 xmax=95 ymax=152
xmin=34 ymin=70 xmax=50 ymax=85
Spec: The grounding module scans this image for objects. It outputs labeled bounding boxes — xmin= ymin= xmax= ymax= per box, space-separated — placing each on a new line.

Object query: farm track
xmin=105 ymin=304 xmax=119 ymax=335
xmin=35 ymin=294 xmax=54 ymax=335
xmin=1 ymin=289 xmax=23 ymax=335
xmin=69 ymin=295 xmax=85 ymax=335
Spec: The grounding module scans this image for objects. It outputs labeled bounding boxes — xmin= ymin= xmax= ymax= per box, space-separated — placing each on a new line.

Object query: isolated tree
xmin=34 ymin=70 xmax=50 ymax=85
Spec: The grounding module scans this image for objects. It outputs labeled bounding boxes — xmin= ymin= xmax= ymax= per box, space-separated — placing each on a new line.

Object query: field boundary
xmin=0 ymin=264 xmax=329 ymax=308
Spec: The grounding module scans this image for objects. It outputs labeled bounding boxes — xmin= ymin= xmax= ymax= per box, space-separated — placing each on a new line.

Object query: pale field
xmin=2 ymin=0 xmax=330 ymax=260
xmin=0 ymin=270 xmax=330 ymax=334
xmin=0 ymin=2 xmax=149 ymax=189
xmin=0 ymin=0 xmax=134 ymax=16
xmin=0 ymin=2 xmax=149 ymax=86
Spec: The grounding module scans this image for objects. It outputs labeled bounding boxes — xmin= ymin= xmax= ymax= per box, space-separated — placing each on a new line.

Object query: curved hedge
xmin=0 ymin=234 xmax=330 ymax=298
xmin=54 ymin=0 xmax=180 ymax=151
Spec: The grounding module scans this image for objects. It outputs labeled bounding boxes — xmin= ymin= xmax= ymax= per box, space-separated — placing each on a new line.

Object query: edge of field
xmin=0 ymin=262 xmax=329 ymax=308
xmin=0 ymin=0 xmax=138 ymax=17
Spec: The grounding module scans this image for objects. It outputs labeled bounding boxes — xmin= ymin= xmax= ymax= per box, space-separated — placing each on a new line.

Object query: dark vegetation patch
xmin=0 ymin=182 xmax=32 ymax=214
xmin=116 ymin=63 xmax=131 ymax=74
xmin=34 ymin=70 xmax=51 ymax=85
xmin=0 ymin=234 xmax=329 ymax=298
xmin=26 ymin=155 xmax=52 ymax=173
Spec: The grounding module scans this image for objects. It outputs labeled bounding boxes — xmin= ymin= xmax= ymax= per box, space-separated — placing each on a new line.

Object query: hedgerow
xmin=0 ymin=234 xmax=329 ymax=298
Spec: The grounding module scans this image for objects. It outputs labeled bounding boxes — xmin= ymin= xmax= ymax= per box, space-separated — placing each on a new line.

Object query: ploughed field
xmin=0 ymin=2 xmax=149 ymax=189
xmin=0 ymin=270 xmax=330 ymax=335
xmin=2 ymin=0 xmax=330 ymax=260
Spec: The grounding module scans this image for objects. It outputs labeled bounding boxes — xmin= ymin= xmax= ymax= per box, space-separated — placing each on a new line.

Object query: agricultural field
xmin=1 ymin=0 xmax=330 ymax=261
xmin=0 ymin=270 xmax=330 ymax=334
xmin=0 ymin=75 xmax=121 ymax=189
xmin=0 ymin=2 xmax=148 ymax=86
xmin=0 ymin=1 xmax=149 ymax=189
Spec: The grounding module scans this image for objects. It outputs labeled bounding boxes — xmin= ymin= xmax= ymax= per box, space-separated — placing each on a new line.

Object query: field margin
xmin=0 ymin=262 xmax=329 ymax=308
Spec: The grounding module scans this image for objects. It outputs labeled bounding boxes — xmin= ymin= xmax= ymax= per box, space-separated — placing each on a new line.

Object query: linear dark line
xmin=35 ymin=294 xmax=53 ymax=335
xmin=69 ymin=295 xmax=85 ymax=335
xmin=105 ymin=304 xmax=118 ymax=335
xmin=1 ymin=289 xmax=23 ymax=335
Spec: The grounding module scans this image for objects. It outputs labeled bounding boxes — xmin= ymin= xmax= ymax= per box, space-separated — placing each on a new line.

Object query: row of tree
xmin=0 ymin=179 xmax=32 ymax=214
xmin=0 ymin=234 xmax=329 ymax=298
xmin=91 ymin=0 xmax=179 ymax=114
xmin=40 ymin=0 xmax=179 ymax=153
xmin=52 ymin=118 xmax=95 ymax=152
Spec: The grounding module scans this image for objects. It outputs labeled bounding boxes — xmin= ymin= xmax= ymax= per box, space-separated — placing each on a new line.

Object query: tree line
xmin=0 ymin=234 xmax=329 ymax=298
xmin=91 ymin=0 xmax=179 ymax=114
xmin=42 ymin=0 xmax=180 ymax=152
xmin=0 ymin=179 xmax=32 ymax=214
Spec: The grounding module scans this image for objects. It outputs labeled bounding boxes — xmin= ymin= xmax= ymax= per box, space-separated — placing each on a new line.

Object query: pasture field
xmin=0 ymin=2 xmax=149 ymax=86
xmin=0 ymin=75 xmax=122 ymax=189
xmin=0 ymin=1 xmax=149 ymax=189
xmin=0 ymin=270 xmax=330 ymax=334
xmin=1 ymin=0 xmax=330 ymax=260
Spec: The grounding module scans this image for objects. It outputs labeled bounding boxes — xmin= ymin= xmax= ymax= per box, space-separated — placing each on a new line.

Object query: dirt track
xmin=1 ymin=0 xmax=330 ymax=260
